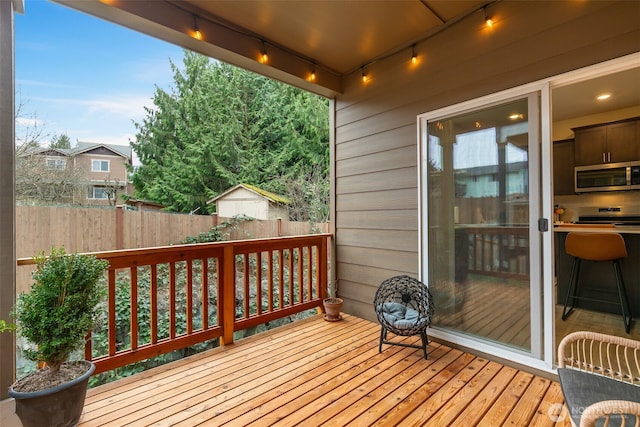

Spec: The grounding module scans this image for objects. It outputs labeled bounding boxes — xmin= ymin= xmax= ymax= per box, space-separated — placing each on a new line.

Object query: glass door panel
xmin=423 ymin=97 xmax=538 ymax=353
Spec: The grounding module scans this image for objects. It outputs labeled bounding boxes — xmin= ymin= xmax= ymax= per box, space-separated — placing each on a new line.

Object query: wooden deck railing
xmin=17 ymin=234 xmax=331 ymax=374
xmin=465 ymin=226 xmax=529 ymax=280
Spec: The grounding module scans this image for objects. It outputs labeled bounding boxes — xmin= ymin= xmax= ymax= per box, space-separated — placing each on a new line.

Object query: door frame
xmin=417 ymin=52 xmax=640 ymax=373
xmin=417 ymin=81 xmax=553 ymax=373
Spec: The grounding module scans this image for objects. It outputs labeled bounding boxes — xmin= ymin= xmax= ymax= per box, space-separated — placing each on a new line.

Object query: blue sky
xmin=15 ymin=0 xmax=184 ymax=149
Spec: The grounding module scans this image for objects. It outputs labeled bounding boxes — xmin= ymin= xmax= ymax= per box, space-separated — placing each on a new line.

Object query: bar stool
xmin=561 ymin=232 xmax=632 ymax=333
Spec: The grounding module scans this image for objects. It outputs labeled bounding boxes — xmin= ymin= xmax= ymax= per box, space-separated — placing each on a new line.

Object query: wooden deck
xmin=75 ymin=314 xmax=571 ymax=426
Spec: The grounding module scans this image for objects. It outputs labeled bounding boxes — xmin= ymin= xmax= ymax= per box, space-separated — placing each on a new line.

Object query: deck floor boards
xmin=79 ymin=314 xmax=571 ymax=426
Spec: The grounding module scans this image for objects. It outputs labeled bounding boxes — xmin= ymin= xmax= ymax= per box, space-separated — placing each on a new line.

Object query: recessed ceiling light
xmin=596 ymin=93 xmax=611 ymax=101
xmin=509 ymin=113 xmax=524 ymax=120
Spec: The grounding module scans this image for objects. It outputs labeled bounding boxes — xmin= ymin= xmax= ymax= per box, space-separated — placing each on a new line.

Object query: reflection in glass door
xmin=420 ymin=95 xmax=541 ymax=355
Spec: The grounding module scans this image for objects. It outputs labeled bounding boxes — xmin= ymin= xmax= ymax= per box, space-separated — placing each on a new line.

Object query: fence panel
xmin=16 ymin=205 xmax=328 ymax=294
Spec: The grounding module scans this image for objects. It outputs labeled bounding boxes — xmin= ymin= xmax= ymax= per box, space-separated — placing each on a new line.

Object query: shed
xmin=208 ymin=184 xmax=290 ymax=220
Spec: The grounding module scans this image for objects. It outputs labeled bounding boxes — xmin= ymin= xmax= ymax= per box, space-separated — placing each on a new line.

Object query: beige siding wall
xmin=75 ymin=153 xmax=129 ymax=183
xmin=333 ymin=1 xmax=640 ymax=321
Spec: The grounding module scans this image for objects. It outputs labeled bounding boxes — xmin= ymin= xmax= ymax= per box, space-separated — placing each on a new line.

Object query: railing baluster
xmin=131 ymin=266 xmax=138 ymax=350
xmin=268 ymin=250 xmax=274 ymax=312
xmin=256 ymin=252 xmax=262 ymax=315
xmin=151 ymin=264 xmax=158 ymax=344
xmin=278 ymin=249 xmax=284 ymax=309
xmin=202 ymin=258 xmax=209 ymax=330
xmin=243 ymin=254 xmax=250 ymax=318
xmin=170 ymin=262 xmax=176 ymax=339
xmin=108 ymin=268 xmax=117 ymax=356
xmin=288 ymin=249 xmax=294 ymax=306
xmin=307 ymin=246 xmax=313 ymax=301
xmin=187 ymin=259 xmax=193 ymax=334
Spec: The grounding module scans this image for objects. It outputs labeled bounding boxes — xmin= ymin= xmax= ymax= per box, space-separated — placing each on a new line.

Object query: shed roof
xmin=207 ymin=184 xmax=290 ymax=205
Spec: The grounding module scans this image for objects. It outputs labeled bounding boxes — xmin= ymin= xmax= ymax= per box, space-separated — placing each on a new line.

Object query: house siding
xmin=333 ymin=1 xmax=640 ymax=321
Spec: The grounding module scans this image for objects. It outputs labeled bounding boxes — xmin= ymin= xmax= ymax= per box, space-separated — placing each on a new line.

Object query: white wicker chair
xmin=557 ymin=331 xmax=640 ymax=427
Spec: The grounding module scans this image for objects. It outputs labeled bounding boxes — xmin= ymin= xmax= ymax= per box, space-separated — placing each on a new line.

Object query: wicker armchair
xmin=373 ymin=275 xmax=434 ymax=359
xmin=557 ymin=331 xmax=640 ymax=427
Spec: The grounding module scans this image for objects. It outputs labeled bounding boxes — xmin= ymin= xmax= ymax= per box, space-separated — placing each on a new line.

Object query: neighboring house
xmin=207 ymin=184 xmax=290 ymax=220
xmin=16 ymin=141 xmax=132 ymax=206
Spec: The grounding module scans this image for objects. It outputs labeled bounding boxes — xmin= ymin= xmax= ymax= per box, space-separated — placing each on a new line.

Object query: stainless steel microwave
xmin=575 ymin=161 xmax=640 ymax=193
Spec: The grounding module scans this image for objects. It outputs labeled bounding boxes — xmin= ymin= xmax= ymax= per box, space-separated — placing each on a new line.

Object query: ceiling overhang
xmin=53 ymin=0 xmax=492 ymax=98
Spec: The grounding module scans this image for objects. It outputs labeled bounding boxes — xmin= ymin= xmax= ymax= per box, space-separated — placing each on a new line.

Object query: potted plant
xmin=323 ymin=280 xmax=343 ymax=321
xmin=8 ymin=247 xmax=108 ymax=427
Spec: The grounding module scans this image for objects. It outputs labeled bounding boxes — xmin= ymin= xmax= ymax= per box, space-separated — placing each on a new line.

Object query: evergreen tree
xmin=50 ymin=133 xmax=71 ymax=149
xmin=131 ymin=51 xmax=329 ymax=217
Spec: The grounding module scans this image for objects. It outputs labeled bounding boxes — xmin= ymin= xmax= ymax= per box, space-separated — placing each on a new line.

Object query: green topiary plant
xmin=14 ymin=246 xmax=108 ymax=373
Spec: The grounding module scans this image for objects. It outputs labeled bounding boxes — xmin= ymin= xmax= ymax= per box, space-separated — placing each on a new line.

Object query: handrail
xmin=463 ymin=226 xmax=529 ymax=280
xmin=17 ymin=234 xmax=331 ymax=374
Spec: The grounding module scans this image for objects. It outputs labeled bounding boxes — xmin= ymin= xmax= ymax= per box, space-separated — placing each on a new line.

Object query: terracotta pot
xmin=9 ymin=360 xmax=95 ymax=427
xmin=323 ymin=297 xmax=343 ymax=321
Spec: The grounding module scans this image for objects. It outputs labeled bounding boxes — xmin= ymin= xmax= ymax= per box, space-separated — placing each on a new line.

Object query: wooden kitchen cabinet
xmin=553 ymin=138 xmax=574 ymax=195
xmin=573 ymin=117 xmax=639 ymax=166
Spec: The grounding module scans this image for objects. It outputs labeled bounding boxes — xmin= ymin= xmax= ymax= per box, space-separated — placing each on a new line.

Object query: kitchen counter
xmin=554 ymin=223 xmax=640 ymax=234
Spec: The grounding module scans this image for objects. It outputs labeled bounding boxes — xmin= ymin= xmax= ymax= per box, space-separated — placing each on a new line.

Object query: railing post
xmin=221 ymin=245 xmax=235 ymax=345
xmin=320 ymin=236 xmax=328 ymax=300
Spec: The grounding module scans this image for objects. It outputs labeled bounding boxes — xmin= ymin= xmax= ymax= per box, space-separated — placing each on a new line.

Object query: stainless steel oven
xmin=574 ymin=161 xmax=640 ymax=193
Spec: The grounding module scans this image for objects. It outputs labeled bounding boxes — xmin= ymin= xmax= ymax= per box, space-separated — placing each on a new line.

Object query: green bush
xmin=14 ymin=247 xmax=108 ymax=373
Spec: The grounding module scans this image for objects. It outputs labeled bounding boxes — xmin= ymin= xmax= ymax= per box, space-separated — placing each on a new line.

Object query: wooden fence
xmin=16 ymin=205 xmax=328 ymax=294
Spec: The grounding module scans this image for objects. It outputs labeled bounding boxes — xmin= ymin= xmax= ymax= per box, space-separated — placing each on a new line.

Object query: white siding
xmin=216 ymin=187 xmax=288 ymax=220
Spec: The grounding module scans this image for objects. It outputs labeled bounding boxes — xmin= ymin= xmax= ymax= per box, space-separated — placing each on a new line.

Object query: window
xmin=88 ymin=186 xmax=108 ymax=199
xmin=92 ymin=159 xmax=109 ymax=172
xmin=46 ymin=157 xmax=66 ymax=170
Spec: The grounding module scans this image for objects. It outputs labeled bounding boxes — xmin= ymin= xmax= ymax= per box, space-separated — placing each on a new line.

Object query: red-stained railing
xmin=17 ymin=234 xmax=331 ymax=374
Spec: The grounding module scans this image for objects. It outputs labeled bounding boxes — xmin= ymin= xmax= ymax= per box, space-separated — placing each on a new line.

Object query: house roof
xmin=74 ymin=141 xmax=132 ymax=159
xmin=207 ymin=184 xmax=290 ymax=205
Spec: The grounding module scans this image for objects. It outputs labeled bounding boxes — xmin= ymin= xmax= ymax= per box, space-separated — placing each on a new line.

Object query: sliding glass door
xmin=419 ymin=90 xmax=546 ymax=360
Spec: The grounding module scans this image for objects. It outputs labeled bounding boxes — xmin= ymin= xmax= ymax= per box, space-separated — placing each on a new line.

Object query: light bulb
xmin=192 ymin=15 xmax=202 ymax=40
xmin=260 ymin=41 xmax=268 ymax=64
xmin=310 ymin=64 xmax=316 ymax=81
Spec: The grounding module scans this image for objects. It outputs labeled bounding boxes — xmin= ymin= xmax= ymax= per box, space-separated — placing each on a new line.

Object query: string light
xmin=310 ymin=63 xmax=316 ymax=82
xmin=484 ymin=7 xmax=494 ymax=28
xmin=260 ymin=41 xmax=268 ymax=64
xmin=192 ymin=15 xmax=202 ymax=40
xmin=174 ymin=1 xmax=500 ymax=85
xmin=361 ymin=67 xmax=368 ymax=83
